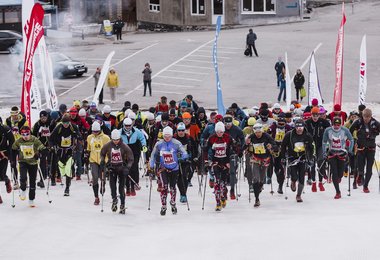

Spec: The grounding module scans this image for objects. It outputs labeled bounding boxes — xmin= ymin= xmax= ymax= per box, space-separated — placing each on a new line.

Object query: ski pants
xmin=310 ymin=146 xmax=327 ymax=182
xmin=289 ymin=161 xmax=306 ymax=196
xmin=39 ymin=148 xmax=49 ymax=180
xmin=109 ymin=165 xmax=126 ymax=205
xmin=19 ymin=162 xmax=37 ymax=200
xmin=213 ymin=165 xmax=228 ymax=205
xmin=73 ymin=143 xmax=84 ymax=177
xmin=0 ymin=158 xmax=9 ymax=182
xmin=357 ymin=148 xmax=375 ymax=188
xmin=229 ymin=154 xmax=238 ymax=193
xmin=273 ymin=156 xmax=285 ymax=188
xmin=126 ymin=154 xmax=140 ymax=192
xmin=177 ymin=162 xmax=190 ymax=196
xmin=266 ymin=156 xmax=274 ymax=180
xmin=159 ymin=169 xmax=178 ymax=206
xmin=329 ymin=156 xmax=346 ymax=193
xmin=248 ymin=162 xmax=266 ymax=199
xmin=90 ymin=162 xmax=102 ymax=198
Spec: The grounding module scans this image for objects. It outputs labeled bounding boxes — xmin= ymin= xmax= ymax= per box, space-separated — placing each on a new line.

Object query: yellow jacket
xmin=107 ymin=73 xmax=119 ymax=88
xmin=87 ymin=132 xmax=110 ymax=164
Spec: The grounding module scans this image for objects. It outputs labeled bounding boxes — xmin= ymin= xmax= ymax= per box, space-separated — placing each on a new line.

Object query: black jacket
xmin=280 ymin=129 xmax=314 ymax=160
xmin=305 ymin=118 xmax=330 ymax=149
xmin=350 ymin=118 xmax=380 ymax=149
xmin=293 ymin=73 xmax=305 ymax=89
xmin=246 ymin=32 xmax=257 ymax=45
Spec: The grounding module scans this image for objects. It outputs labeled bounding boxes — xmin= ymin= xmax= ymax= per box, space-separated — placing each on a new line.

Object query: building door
xmin=212 ymin=0 xmax=224 ymax=25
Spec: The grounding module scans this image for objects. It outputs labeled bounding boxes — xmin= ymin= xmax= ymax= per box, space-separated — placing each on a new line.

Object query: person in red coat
xmin=329 ymin=104 xmax=347 ymax=124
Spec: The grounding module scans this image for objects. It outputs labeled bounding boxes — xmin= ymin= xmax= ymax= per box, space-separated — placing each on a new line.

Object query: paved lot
xmin=1 ymin=1 xmax=379 ymax=112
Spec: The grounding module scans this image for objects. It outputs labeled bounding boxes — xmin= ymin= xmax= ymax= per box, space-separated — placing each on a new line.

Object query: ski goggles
xmin=21 ymin=131 xmax=30 ymax=136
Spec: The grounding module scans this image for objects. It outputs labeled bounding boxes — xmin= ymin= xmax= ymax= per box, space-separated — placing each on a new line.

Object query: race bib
xmin=40 ymin=126 xmax=51 ymax=137
xmin=263 ymin=125 xmax=269 ymax=132
xmin=20 ymin=145 xmax=34 ymax=159
xmin=161 ymin=151 xmax=175 ymax=165
xmin=294 ymin=142 xmax=305 ymax=152
xmin=212 ymin=143 xmax=227 ymax=158
xmin=253 ymin=143 xmax=266 ymax=154
xmin=275 ymin=129 xmax=285 ymax=142
xmin=93 ymin=140 xmax=102 ymax=151
xmin=158 ymin=131 xmax=163 ymax=140
xmin=111 ymin=148 xmax=122 ymax=164
xmin=61 ymin=136 xmax=72 ymax=148
xmin=331 ymin=136 xmax=342 ymax=150
xmin=185 ymin=129 xmax=190 ymax=136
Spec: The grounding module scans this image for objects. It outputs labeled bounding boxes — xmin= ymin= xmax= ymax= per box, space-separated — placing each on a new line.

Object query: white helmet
xmin=163 ymin=126 xmax=173 ymax=136
xmin=215 ymin=122 xmax=225 ymax=132
xmin=92 ymin=121 xmax=101 ymax=131
xmin=273 ymin=103 xmax=281 ymax=109
xmin=156 ymin=114 xmax=162 ymax=122
xmin=128 ymin=111 xmax=136 ymax=120
xmin=124 ymin=109 xmax=132 ymax=118
xmin=103 ymin=105 xmax=111 ymax=114
xmin=146 ymin=112 xmax=154 ymax=121
xmin=78 ymin=108 xmax=86 ymax=117
xmin=123 ymin=118 xmax=132 ymax=126
xmin=111 ymin=129 xmax=121 ymax=140
xmin=253 ymin=123 xmax=263 ymax=133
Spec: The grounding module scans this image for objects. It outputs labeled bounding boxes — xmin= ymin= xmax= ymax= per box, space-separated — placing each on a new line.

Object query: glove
xmin=141 ymin=146 xmax=148 ymax=153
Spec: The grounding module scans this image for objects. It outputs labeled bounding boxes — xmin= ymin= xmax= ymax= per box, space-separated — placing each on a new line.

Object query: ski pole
xmin=201 ymin=165 xmax=209 ymax=210
xmin=374 ymin=159 xmax=380 ymax=194
xmin=127 ymin=175 xmax=141 ymax=190
xmin=100 ymin=170 xmax=104 ymax=213
xmin=285 ymin=159 xmax=289 ymax=200
xmin=38 ymin=167 xmax=52 ymax=203
xmin=179 ymin=161 xmax=190 ymax=211
xmin=148 ymin=169 xmax=153 ymax=211
xmin=11 ymin=167 xmax=15 ymax=208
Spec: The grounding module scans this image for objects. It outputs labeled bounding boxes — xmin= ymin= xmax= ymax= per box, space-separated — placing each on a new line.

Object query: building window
xmin=149 ymin=0 xmax=160 ymax=12
xmin=242 ymin=0 xmax=275 ymax=13
xmin=4 ymin=10 xmax=21 ymax=23
xmin=191 ymin=0 xmax=205 ymax=15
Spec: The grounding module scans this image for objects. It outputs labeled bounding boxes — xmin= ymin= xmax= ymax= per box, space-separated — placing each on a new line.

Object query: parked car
xmin=0 ymin=30 xmax=22 ymax=53
xmin=18 ymin=52 xmax=88 ymax=78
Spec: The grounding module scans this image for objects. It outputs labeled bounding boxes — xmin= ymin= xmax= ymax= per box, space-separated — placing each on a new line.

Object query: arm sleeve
xmin=125 ymin=144 xmax=134 ymax=168
xmin=322 ymin=129 xmax=329 ymax=155
xmin=149 ymin=142 xmax=159 ymax=169
xmin=137 ymin=130 xmax=147 ymax=146
xmin=280 ymin=132 xmax=290 ymax=158
xmin=345 ymin=127 xmax=354 ymax=153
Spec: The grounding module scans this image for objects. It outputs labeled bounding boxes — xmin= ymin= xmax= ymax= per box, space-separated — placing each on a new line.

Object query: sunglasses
xmin=177 ymin=129 xmax=185 ymax=132
xmin=62 ymin=122 xmax=70 ymax=125
xmin=92 ymin=130 xmax=100 ymax=134
xmin=169 ymin=114 xmax=176 ymax=117
xmin=312 ymin=113 xmax=319 ymax=117
xmin=124 ymin=125 xmax=132 ymax=127
xmin=21 ymin=132 xmax=30 ymax=136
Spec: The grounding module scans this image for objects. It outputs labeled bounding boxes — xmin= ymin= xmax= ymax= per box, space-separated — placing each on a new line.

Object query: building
xmin=0 ymin=0 xmax=22 ymax=32
xmin=137 ymin=0 xmax=306 ymax=29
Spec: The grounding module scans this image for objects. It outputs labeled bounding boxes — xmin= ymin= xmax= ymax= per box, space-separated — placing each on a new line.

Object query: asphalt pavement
xmin=1 ymin=0 xmax=379 ymax=112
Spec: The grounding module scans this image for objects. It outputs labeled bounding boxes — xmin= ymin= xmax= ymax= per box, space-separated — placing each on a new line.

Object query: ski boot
xmin=19 ymin=190 xmax=26 ymax=201
xmin=311 ymin=182 xmax=317 ymax=192
xmin=266 ymin=177 xmax=271 ymax=185
xmin=0 ymin=195 xmax=3 ymax=204
xmin=5 ymin=179 xmax=12 ymax=193
xmin=119 ymin=204 xmax=126 ymax=214
xmin=111 ymin=199 xmax=118 ymax=212
xmin=254 ymin=199 xmax=260 ymax=208
xmin=249 ymin=185 xmax=254 ymax=193
xmin=180 ymin=195 xmax=187 ymax=203
xmin=363 ymin=187 xmax=370 ymax=193
xmin=64 ymin=187 xmax=70 ymax=196
xmin=296 ymin=195 xmax=303 ymax=203
xmin=13 ymin=181 xmax=19 ymax=190
xmin=221 ymin=198 xmax=227 ymax=208
xmin=188 ymin=181 xmax=193 ymax=187
xmin=230 ymin=190 xmax=236 ymax=200
xmin=29 ymin=200 xmax=35 ymax=208
xmin=306 ymin=179 xmax=312 ymax=185
xmin=160 ymin=206 xmax=167 ymax=216
xmin=356 ymin=175 xmax=363 ymax=186
xmin=130 ymin=189 xmax=136 ymax=196
xmin=334 ymin=192 xmax=341 ymax=199
xmin=318 ymin=182 xmax=325 ymax=192
xmin=94 ymin=197 xmax=100 ymax=206
xmin=277 ymin=186 xmax=283 ymax=194
xmin=209 ymin=178 xmax=215 ymax=188
xmin=215 ymin=203 xmax=222 ymax=212
xmin=37 ymin=180 xmax=45 ymax=189
xmin=290 ymin=181 xmax=296 ymax=192
xmin=51 ymin=178 xmax=56 ymax=186
xmin=352 ymin=181 xmax=357 ymax=189
xmin=171 ymin=202 xmax=177 ymax=215
xmin=126 ymin=189 xmax=131 ymax=196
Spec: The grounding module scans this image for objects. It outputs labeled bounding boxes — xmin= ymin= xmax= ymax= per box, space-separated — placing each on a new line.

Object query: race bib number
xmin=40 ymin=127 xmax=51 ymax=137
xmin=253 ymin=143 xmax=266 ymax=154
xmin=111 ymin=148 xmax=122 ymax=164
xmin=294 ymin=142 xmax=305 ymax=152
xmin=162 ymin=151 xmax=175 ymax=165
xmin=275 ymin=129 xmax=285 ymax=142
xmin=263 ymin=125 xmax=269 ymax=132
xmin=61 ymin=136 xmax=72 ymax=148
xmin=20 ymin=145 xmax=34 ymax=159
xmin=158 ymin=131 xmax=163 ymax=140
xmin=93 ymin=141 xmax=102 ymax=151
xmin=331 ymin=136 xmax=342 ymax=150
xmin=212 ymin=143 xmax=227 ymax=158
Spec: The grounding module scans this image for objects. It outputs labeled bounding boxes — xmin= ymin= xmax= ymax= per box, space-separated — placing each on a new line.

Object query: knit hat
xmin=111 ymin=129 xmax=121 ymax=140
xmin=334 ymin=104 xmax=341 ymax=112
xmin=311 ymin=107 xmax=320 ymax=114
xmin=92 ymin=121 xmax=101 ymax=131
xmin=78 ymin=108 xmax=86 ymax=117
xmin=311 ymin=99 xmax=319 ymax=106
xmin=40 ymin=110 xmax=48 ymax=117
xmin=163 ymin=126 xmax=173 ymax=136
xmin=215 ymin=122 xmax=225 ymax=132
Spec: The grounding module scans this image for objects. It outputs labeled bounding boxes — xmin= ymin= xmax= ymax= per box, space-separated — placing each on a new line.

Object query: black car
xmin=50 ymin=53 xmax=88 ymax=78
xmin=0 ymin=30 xmax=22 ymax=53
xmin=18 ymin=52 xmax=88 ymax=78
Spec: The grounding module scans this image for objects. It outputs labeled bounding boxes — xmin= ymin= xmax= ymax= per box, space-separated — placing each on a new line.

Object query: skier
xmin=280 ymin=119 xmax=314 ymax=202
xmin=349 ymin=108 xmax=380 ymax=192
xmin=100 ymin=129 xmax=134 ymax=214
xmin=245 ymin=123 xmax=277 ymax=207
xmin=86 ymin=122 xmax=110 ymax=205
xmin=149 ymin=126 xmax=188 ymax=216
xmin=120 ymin=118 xmax=147 ymax=196
xmin=0 ymin=118 xmax=15 ymax=203
xmin=322 ymin=117 xmax=354 ymax=199
xmin=49 ymin=115 xmax=81 ymax=196
xmin=11 ymin=126 xmax=45 ymax=207
xmin=207 ymin=122 xmax=232 ymax=211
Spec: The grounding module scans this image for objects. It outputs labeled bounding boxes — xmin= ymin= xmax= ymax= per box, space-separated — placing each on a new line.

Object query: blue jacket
xmin=120 ymin=127 xmax=146 ymax=156
xmin=149 ymin=138 xmax=188 ymax=171
xmin=201 ymin=123 xmax=215 ymax=144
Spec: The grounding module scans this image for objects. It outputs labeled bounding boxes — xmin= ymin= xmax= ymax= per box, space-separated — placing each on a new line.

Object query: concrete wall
xmin=183 ymin=0 xmax=211 ymax=26
xmin=137 ymin=0 xmax=182 ymax=26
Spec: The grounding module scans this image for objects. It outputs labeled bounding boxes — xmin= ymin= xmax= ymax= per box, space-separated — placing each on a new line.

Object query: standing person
xmin=0 ymin=118 xmax=15 ymax=203
xmin=149 ymin=126 xmax=188 ymax=216
xmin=277 ymin=71 xmax=286 ymax=102
xmin=246 ymin=28 xmax=258 ymax=57
xmin=293 ymin=69 xmax=305 ymax=102
xmin=107 ymin=68 xmax=119 ymax=104
xmin=280 ymin=119 xmax=314 ymax=202
xmin=142 ymin=63 xmax=152 ymax=97
xmin=275 ymin=57 xmax=285 ymax=88
xmin=322 ymin=117 xmax=354 ymax=199
xmin=11 ymin=126 xmax=45 ymax=207
xmin=86 ymin=122 xmax=110 ymax=205
xmin=246 ymin=123 xmax=277 ymax=207
xmin=100 ymin=129 xmax=134 ymax=214
xmin=93 ymin=67 xmax=104 ymax=104
xmin=207 ymin=122 xmax=232 ymax=211
xmin=113 ymin=16 xmax=125 ymax=41
xmin=349 ymin=108 xmax=380 ymax=193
